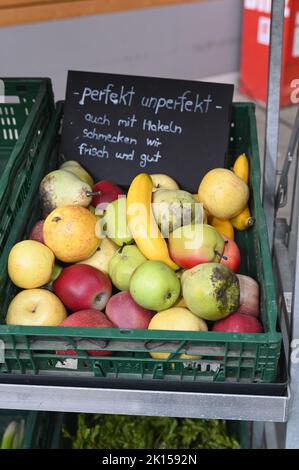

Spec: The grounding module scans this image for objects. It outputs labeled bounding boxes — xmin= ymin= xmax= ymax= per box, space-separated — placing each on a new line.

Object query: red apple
xmin=168 ymin=224 xmax=225 ymax=269
xmin=89 ymin=180 xmax=124 ymax=208
xmin=212 ymin=312 xmax=263 ymax=333
xmin=29 ymin=220 xmax=45 ymax=244
xmin=220 ymin=235 xmax=241 ymax=273
xmin=57 ymin=309 xmax=115 ymax=356
xmin=106 ymin=291 xmax=154 ymax=329
xmin=53 ymin=264 xmax=112 ymax=311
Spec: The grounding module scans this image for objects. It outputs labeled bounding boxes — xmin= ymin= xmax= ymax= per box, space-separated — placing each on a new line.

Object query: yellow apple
xmin=173 ymin=296 xmax=187 ymax=308
xmin=77 ymin=237 xmax=118 ymax=274
xmin=148 ymin=307 xmax=208 ymax=360
xmin=6 ymin=289 xmax=67 ymax=326
xmin=8 ymin=240 xmax=55 ymax=289
xmin=150 ymin=174 xmax=179 ymax=192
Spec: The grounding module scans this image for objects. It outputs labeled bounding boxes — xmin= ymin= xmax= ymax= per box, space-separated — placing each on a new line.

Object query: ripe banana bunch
xmin=230 ymin=154 xmax=255 ymax=231
xmin=127 ymin=173 xmax=178 ymax=270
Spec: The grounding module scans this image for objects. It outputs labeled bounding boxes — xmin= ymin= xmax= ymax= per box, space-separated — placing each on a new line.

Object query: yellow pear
xmin=77 ymin=237 xmax=118 ymax=274
xmin=60 ymin=161 xmax=94 ymax=187
xmin=40 ymin=169 xmax=92 ymax=216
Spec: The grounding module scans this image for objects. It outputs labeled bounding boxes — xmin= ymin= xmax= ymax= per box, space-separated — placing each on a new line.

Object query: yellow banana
xmin=231 ymin=153 xmax=254 ymax=230
xmin=233 ymin=153 xmax=249 ymax=184
xmin=209 ymin=216 xmax=234 ymax=240
xmin=127 ymin=173 xmax=179 ymax=270
xmin=231 ymin=206 xmax=255 ymax=231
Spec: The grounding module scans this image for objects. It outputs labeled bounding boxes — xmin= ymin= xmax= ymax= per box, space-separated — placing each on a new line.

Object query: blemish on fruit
xmin=211 ymin=266 xmax=239 ymax=314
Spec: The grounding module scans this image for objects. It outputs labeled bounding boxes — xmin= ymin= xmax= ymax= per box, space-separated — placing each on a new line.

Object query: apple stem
xmin=214 ymin=250 xmax=228 ymax=261
xmin=118 ymin=243 xmax=128 ymax=254
xmin=86 ymin=191 xmax=102 ymax=197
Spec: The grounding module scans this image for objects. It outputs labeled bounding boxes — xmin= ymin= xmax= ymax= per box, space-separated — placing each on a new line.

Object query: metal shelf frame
xmin=0 ymin=383 xmax=290 ymax=422
xmin=0 ymin=0 xmax=297 ymax=448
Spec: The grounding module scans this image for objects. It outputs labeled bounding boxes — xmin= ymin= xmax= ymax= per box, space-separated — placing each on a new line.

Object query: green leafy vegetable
xmin=62 ymin=414 xmax=240 ymax=449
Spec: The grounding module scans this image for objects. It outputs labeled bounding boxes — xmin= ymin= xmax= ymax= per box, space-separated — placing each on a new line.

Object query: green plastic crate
xmin=0 ymin=102 xmax=282 ymax=383
xmin=0 ymin=78 xmax=54 ymax=251
xmin=0 ymin=410 xmax=59 ymax=449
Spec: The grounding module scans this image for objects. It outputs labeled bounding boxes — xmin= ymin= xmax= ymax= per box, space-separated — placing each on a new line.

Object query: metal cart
xmin=0 ymin=0 xmax=296 ymax=449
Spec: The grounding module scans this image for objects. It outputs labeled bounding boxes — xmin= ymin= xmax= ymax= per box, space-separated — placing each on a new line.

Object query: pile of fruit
xmin=5 ymin=155 xmax=263 ymax=359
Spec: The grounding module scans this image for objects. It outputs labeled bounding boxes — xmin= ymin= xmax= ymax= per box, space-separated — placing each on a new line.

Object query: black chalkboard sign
xmin=61 ymin=71 xmax=234 ymax=192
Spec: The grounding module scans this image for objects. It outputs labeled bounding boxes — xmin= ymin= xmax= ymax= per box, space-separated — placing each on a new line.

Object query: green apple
xmin=130 ymin=260 xmax=180 ymax=311
xmin=181 ymin=262 xmax=240 ymax=321
xmin=43 ymin=263 xmax=63 ymax=291
xmin=100 ymin=197 xmax=133 ymax=246
xmin=51 ymin=263 xmax=63 ymax=282
xmin=109 ymin=245 xmax=147 ymax=291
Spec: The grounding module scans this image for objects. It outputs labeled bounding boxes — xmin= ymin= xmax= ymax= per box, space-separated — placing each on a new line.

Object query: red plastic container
xmin=240 ymin=0 xmax=299 ymax=106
